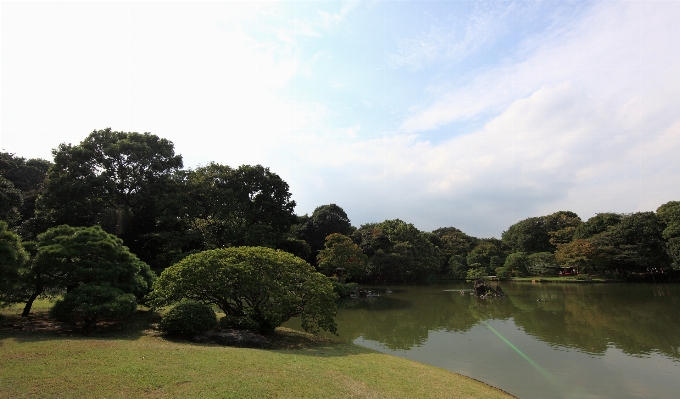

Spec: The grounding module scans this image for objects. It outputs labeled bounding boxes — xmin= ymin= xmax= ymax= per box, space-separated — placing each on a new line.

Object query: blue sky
xmin=2 ymin=1 xmax=680 ymax=238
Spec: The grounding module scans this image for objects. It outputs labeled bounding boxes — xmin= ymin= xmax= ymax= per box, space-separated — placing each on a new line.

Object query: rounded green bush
xmin=159 ymin=301 xmax=217 ymax=336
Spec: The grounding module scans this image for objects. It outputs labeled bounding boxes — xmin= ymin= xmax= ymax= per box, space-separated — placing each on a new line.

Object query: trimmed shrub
xmin=159 ymin=301 xmax=217 ymax=336
xmin=49 ymin=285 xmax=137 ymax=330
xmin=148 ymin=246 xmax=337 ymax=335
xmin=331 ymin=281 xmax=359 ymax=297
xmin=465 ymin=265 xmax=487 ymax=282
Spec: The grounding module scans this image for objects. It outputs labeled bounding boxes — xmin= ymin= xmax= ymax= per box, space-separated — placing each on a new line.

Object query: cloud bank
xmin=2 ymin=1 xmax=679 ymax=237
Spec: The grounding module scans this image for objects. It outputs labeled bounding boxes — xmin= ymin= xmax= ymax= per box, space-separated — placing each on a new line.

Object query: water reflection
xmin=508 ymin=283 xmax=680 ymax=359
xmin=284 ymin=283 xmax=680 ymax=398
xmin=297 ymin=283 xmax=680 ymax=359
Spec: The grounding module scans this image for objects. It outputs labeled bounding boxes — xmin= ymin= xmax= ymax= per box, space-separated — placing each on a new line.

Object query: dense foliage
xmin=0 ymin=221 xmax=28 ymax=307
xmin=502 ymin=211 xmax=582 ymax=253
xmin=351 ymin=219 xmax=440 ymax=283
xmin=147 ymin=246 xmax=337 ymax=334
xmin=180 ymin=163 xmax=297 ymax=250
xmin=0 ymin=176 xmax=23 ymax=225
xmin=294 ymin=204 xmax=353 ymax=263
xmin=159 ymin=301 xmax=217 ymax=336
xmin=0 ymin=152 xmax=51 ymax=227
xmin=2 ymin=127 xmax=679 ymax=330
xmin=657 ymin=201 xmax=680 ymax=269
xmin=49 ymin=285 xmax=138 ymax=329
xmin=317 ymin=233 xmax=369 ymax=281
xmin=27 ymin=129 xmax=183 ymax=268
xmin=19 ymin=225 xmax=155 ymax=317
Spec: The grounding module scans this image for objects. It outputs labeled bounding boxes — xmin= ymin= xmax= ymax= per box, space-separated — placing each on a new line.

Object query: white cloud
xmin=318 ymin=1 xmax=360 ymax=29
xmin=401 ymin=2 xmax=680 ymax=133
xmin=3 ymin=1 xmax=680 ymax=238
xmin=1 ymin=2 xmax=323 ymax=166
xmin=387 ymin=1 xmax=520 ymax=70
xmin=287 ymin=2 xmax=680 ymax=235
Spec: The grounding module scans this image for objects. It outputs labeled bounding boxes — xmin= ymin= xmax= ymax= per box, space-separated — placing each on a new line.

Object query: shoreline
xmin=0 ymin=308 xmax=516 ymax=399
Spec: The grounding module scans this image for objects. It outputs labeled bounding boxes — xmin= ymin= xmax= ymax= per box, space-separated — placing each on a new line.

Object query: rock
xmin=193 ymin=328 xmax=272 ymax=349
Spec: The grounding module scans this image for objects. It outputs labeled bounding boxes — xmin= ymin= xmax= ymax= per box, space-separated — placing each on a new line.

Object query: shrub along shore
xmin=0 ymin=307 xmax=515 ymax=399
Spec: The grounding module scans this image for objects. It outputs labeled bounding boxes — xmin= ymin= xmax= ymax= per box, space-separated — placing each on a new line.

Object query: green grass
xmin=0 ymin=308 xmax=515 ymax=399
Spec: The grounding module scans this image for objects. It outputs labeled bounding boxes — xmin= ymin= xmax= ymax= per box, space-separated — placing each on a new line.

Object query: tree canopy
xmin=351 ymin=219 xmax=440 ymax=283
xmin=147 ymin=246 xmax=337 ymax=335
xmin=0 ymin=177 xmax=22 ymax=225
xmin=5 ymin=128 xmax=680 ymax=288
xmin=467 ymin=238 xmax=507 ymax=274
xmin=572 ymin=213 xmax=623 ymax=240
xmin=20 ymin=225 xmax=155 ymax=317
xmin=295 ymin=204 xmax=353 ymax=263
xmin=0 ymin=152 xmax=51 ymax=226
xmin=589 ymin=212 xmax=669 ymax=273
xmin=0 ymin=221 xmax=28 ymax=307
xmin=657 ymin=201 xmax=680 ymax=268
xmin=182 ymin=163 xmax=297 ymax=250
xmin=317 ymin=233 xmax=369 ymax=281
xmin=31 ymin=128 xmax=183 ymax=267
xmin=502 ymin=211 xmax=581 ymax=254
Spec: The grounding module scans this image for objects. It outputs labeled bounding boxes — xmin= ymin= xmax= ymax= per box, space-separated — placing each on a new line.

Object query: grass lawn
xmin=1 ymin=306 xmax=515 ymax=399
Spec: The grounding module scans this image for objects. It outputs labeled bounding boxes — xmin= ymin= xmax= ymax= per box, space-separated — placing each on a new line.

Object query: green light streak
xmin=483 ymin=321 xmax=575 ymax=396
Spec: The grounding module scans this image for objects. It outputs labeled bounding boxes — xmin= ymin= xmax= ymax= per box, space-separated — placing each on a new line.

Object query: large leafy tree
xmin=317 ymin=233 xmax=369 ymax=281
xmin=429 ymin=227 xmax=479 ymax=275
xmin=0 ymin=152 xmax=51 ymax=226
xmin=295 ymin=204 xmax=353 ymax=263
xmin=430 ymin=227 xmax=479 ymax=257
xmin=588 ymin=212 xmax=669 ymax=273
xmin=467 ymin=238 xmax=507 ymax=274
xmin=656 ymin=201 xmax=680 ymax=268
xmin=182 ymin=163 xmax=297 ymax=250
xmin=527 ymin=252 xmax=559 ymax=275
xmin=20 ymin=225 xmax=155 ymax=317
xmin=147 ymin=247 xmax=337 ymax=335
xmin=497 ymin=252 xmax=529 ymax=278
xmin=502 ymin=211 xmax=581 ymax=254
xmin=554 ymin=239 xmax=597 ymax=273
xmin=351 ymin=220 xmax=440 ymax=283
xmin=0 ymin=177 xmax=22 ymax=225
xmin=0 ymin=221 xmax=28 ymax=307
xmin=32 ymin=128 xmax=183 ymax=266
xmin=572 ymin=213 xmax=623 ymax=240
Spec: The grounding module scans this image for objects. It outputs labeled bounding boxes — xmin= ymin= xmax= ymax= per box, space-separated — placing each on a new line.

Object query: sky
xmin=2 ymin=1 xmax=680 ymax=238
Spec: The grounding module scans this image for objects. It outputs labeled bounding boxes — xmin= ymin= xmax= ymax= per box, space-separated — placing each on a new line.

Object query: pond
xmin=283 ymin=282 xmax=680 ymax=399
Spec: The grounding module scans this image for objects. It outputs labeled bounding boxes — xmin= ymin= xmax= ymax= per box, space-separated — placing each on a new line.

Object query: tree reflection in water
xmin=289 ymin=283 xmax=680 ymax=359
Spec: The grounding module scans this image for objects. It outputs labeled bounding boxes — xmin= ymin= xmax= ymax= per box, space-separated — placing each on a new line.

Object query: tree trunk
xmin=22 ymin=287 xmax=43 ymax=317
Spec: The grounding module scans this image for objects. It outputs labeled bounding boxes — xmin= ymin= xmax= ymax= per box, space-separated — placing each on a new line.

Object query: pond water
xmin=283 ymin=282 xmax=680 ymax=399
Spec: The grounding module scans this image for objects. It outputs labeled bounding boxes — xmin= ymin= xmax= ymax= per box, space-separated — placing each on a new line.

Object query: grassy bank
xmin=1 ymin=307 xmax=514 ymax=399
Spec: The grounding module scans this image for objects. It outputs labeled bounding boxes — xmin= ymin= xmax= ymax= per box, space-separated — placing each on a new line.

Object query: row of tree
xmin=493 ymin=208 xmax=679 ymax=278
xmin=2 ymin=129 xmax=679 ymax=294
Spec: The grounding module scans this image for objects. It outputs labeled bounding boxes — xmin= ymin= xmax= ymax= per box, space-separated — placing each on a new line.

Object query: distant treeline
xmin=2 ymin=129 xmax=679 ymax=284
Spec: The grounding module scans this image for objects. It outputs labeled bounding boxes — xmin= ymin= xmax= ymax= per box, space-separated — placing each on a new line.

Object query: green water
xmin=284 ymin=282 xmax=680 ymax=399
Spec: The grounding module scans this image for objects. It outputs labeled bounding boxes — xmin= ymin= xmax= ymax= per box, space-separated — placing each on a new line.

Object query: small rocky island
xmin=473 ymin=279 xmax=507 ymax=298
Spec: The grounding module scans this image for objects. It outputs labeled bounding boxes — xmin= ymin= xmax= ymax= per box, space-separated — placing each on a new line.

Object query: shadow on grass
xmin=267 ymin=327 xmax=376 ymax=357
xmin=1 ymin=310 xmax=371 ymax=359
xmin=0 ymin=309 xmax=162 ymax=343
xmin=155 ymin=326 xmax=371 ymax=358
